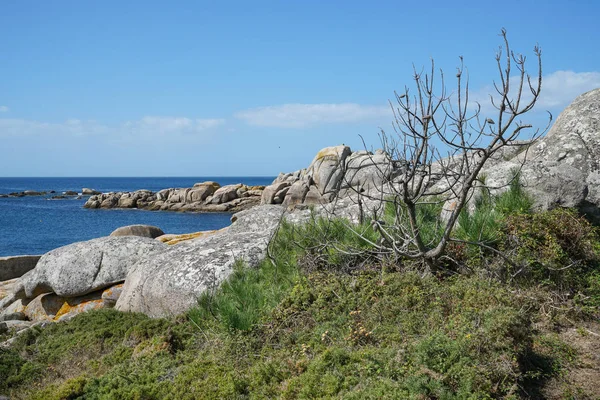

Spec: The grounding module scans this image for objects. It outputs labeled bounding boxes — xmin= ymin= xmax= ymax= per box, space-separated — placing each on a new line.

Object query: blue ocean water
xmin=0 ymin=177 xmax=274 ymax=257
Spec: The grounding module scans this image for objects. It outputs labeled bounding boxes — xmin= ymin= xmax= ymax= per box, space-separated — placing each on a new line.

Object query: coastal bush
xmin=0 ymin=346 xmax=32 ymax=392
xmin=189 ymin=220 xmax=302 ymax=332
xmin=260 ymin=271 xmax=535 ymax=398
xmin=2 ymin=205 xmax=599 ymax=398
xmin=502 ymin=208 xmax=600 ymax=316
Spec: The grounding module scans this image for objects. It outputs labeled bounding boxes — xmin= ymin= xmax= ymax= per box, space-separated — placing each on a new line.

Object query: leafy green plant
xmin=503 ymin=208 xmax=600 ymax=303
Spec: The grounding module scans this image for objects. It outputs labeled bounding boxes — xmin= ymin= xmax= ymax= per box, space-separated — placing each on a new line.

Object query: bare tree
xmin=355 ymin=28 xmax=551 ymax=272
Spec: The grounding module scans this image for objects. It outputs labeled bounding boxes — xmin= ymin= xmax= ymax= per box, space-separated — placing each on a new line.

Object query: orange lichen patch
xmin=24 ymin=293 xmax=66 ymax=322
xmin=101 ymin=283 xmax=123 ymax=299
xmin=53 ymin=300 xmax=75 ymax=320
xmin=159 ymin=227 xmax=227 ymax=245
xmin=54 ymin=298 xmax=105 ymax=321
xmin=314 ymin=146 xmax=343 ymax=161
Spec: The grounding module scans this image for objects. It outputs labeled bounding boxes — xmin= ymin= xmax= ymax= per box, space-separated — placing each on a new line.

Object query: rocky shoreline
xmin=1 ymin=88 xmax=600 ymax=340
xmin=83 ymin=181 xmax=266 ymax=213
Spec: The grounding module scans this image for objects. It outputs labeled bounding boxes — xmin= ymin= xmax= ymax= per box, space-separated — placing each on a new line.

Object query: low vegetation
xmin=1 ymin=183 xmax=600 ymax=399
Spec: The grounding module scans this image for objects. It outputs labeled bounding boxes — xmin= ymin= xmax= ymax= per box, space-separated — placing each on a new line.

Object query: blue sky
xmin=1 ymin=0 xmax=599 ymax=176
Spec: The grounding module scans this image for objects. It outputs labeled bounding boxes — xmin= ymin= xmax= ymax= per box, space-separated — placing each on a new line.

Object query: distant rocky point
xmin=0 ymin=190 xmax=48 ymax=198
xmin=83 ymin=181 xmax=266 ymax=213
xmin=0 ymin=188 xmax=92 ymax=199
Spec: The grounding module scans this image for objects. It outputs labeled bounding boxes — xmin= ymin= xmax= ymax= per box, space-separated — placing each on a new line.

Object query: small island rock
xmin=110 ymin=225 xmax=165 ymax=239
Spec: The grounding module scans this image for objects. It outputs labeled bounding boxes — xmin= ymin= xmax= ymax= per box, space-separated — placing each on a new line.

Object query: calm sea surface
xmin=0 ymin=177 xmax=274 ymax=257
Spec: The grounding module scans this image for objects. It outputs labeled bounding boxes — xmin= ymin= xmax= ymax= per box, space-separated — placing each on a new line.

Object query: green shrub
xmin=503 ymin=208 xmax=600 ymax=291
xmin=3 ymin=203 xmax=597 ymax=398
xmin=494 ymin=171 xmax=534 ymax=216
xmin=0 ymin=347 xmax=34 ymax=392
xmin=263 ymin=270 xmax=535 ymax=398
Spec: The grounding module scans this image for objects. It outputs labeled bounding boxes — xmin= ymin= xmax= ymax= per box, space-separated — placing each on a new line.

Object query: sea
xmin=0 ymin=177 xmax=275 ymax=257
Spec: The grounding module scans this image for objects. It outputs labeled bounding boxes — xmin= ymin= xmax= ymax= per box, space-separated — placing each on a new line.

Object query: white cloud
xmin=0 ymin=106 xmax=8 ymax=113
xmin=123 ymin=116 xmax=225 ymax=136
xmin=469 ymin=70 xmax=600 ymax=115
xmin=536 ymin=70 xmax=600 ymax=108
xmin=235 ymin=103 xmax=391 ymax=128
xmin=0 ymin=118 xmax=109 ymax=137
xmin=0 ymin=116 xmax=225 ymax=139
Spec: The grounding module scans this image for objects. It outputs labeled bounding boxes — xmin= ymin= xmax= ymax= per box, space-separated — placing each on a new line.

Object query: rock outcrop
xmin=264 ymin=89 xmax=600 ymax=222
xmin=1 ymin=284 xmax=124 ymax=325
xmin=0 ymin=206 xmax=301 ymax=324
xmin=82 ymin=188 xmax=101 ymax=195
xmin=0 ymin=237 xmax=166 ymax=312
xmin=0 ymin=255 xmax=41 ymax=281
xmin=262 ymin=145 xmax=394 ymax=208
xmin=115 ymin=205 xmax=287 ymax=317
xmin=110 ymin=225 xmax=165 ymax=239
xmin=479 ymin=88 xmax=600 ymax=221
xmin=0 ymin=237 xmax=167 ymax=331
xmin=0 ymin=189 xmax=87 ymax=199
xmin=84 ymin=181 xmax=265 ymax=213
xmin=0 ymin=191 xmax=48 ymax=198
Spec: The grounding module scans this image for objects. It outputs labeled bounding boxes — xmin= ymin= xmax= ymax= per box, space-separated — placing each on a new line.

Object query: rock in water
xmin=82 ymin=188 xmax=101 ymax=195
xmin=19 ymin=236 xmax=166 ymax=299
xmin=83 ymin=183 xmax=263 ymax=213
xmin=0 ymin=255 xmax=41 ymax=281
xmin=116 ymin=205 xmax=285 ymax=317
xmin=110 ymin=225 xmax=165 ymax=239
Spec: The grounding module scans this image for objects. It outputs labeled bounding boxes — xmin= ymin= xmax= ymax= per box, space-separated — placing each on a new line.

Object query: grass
xmin=379 ymin=171 xmax=535 ymax=264
xmin=456 ymin=172 xmax=533 ymax=247
xmin=1 ymin=182 xmax=599 ymax=398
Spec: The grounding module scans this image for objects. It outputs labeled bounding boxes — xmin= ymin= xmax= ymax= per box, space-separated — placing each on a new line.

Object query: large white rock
xmin=116 ymin=205 xmax=286 ymax=317
xmin=479 ymin=88 xmax=600 ymax=221
xmin=21 ymin=236 xmax=166 ymax=299
xmin=210 ymin=184 xmax=242 ymax=204
xmin=306 ymin=145 xmax=352 ymax=199
xmin=342 ymin=150 xmax=393 ymax=192
xmin=110 ymin=225 xmax=165 ymax=239
xmin=484 ymin=161 xmax=588 ymax=209
xmin=530 ymin=88 xmax=600 ymax=175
